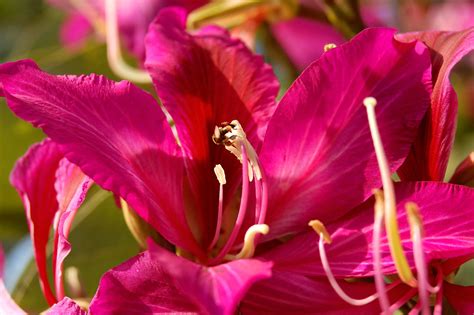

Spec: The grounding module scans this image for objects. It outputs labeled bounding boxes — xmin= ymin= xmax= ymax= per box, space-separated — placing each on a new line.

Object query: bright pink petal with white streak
xmin=148 ymin=242 xmax=272 ymax=315
xmin=262 ymin=182 xmax=474 ymax=278
xmin=10 ymin=139 xmax=63 ymax=305
xmin=0 ymin=60 xmax=203 ymax=258
xmin=0 ymin=247 xmax=26 ymax=315
xmin=271 ymin=17 xmax=345 ymax=71
xmin=260 ymin=28 xmax=432 ymax=239
xmin=241 ymin=270 xmax=410 ymax=314
xmin=444 ymin=282 xmax=474 ymax=314
xmin=52 ymin=159 xmax=92 ymax=300
xmin=145 ymin=8 xmax=279 ymax=246
xmin=46 ymin=297 xmax=86 ymax=315
xmin=397 ymin=27 xmax=474 ymax=181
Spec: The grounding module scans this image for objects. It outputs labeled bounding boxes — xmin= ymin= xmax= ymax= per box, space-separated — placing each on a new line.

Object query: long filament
xmin=209 ymin=177 xmax=225 ymax=251
xmin=364 ymin=97 xmax=416 ymax=287
xmin=372 ymin=190 xmax=391 ymax=313
xmin=210 ymin=143 xmax=250 ymax=263
xmin=105 ymin=0 xmax=151 ymax=83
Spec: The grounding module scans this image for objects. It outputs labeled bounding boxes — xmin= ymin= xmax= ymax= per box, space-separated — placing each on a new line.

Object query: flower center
xmin=208 ymin=120 xmax=269 ymax=265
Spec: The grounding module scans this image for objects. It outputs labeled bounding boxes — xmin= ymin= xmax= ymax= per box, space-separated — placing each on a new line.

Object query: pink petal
xmin=260 ymin=28 xmax=432 ymax=239
xmin=0 ymin=60 xmax=203 ymax=258
xmin=262 ymin=181 xmax=474 ymax=277
xmin=271 ymin=17 xmax=345 ymax=71
xmin=89 ymin=251 xmax=201 ymax=314
xmin=148 ymin=242 xmax=272 ymax=315
xmin=397 ymin=27 xmax=474 ymax=181
xmin=52 ymin=159 xmax=92 ymax=300
xmin=145 ymin=8 xmax=279 ymax=246
xmin=90 ymin=246 xmax=272 ymax=315
xmin=46 ymin=297 xmax=86 ymax=315
xmin=443 ymin=282 xmax=474 ymax=314
xmin=241 ymin=269 xmax=410 ymax=314
xmin=60 ymin=13 xmax=92 ymax=50
xmin=449 ymin=152 xmax=474 ymax=186
xmin=0 ymin=247 xmax=26 ymax=315
xmin=10 ymin=139 xmax=63 ymax=305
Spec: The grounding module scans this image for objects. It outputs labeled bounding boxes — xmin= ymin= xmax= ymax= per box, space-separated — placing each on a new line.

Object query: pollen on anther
xmin=309 ymin=220 xmax=332 ymax=244
xmin=324 ymin=43 xmax=337 ymax=52
xmin=214 ymin=164 xmax=226 ymax=185
xmin=363 ymin=96 xmax=377 ymax=107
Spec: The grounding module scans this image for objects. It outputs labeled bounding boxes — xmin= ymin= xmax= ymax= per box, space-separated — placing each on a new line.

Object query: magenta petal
xmin=60 ymin=13 xmax=92 ymax=50
xmin=397 ymin=27 xmax=474 ymax=181
xmin=263 ymin=182 xmax=474 ymax=277
xmin=260 ymin=28 xmax=432 ymax=238
xmin=271 ymin=17 xmax=345 ymax=71
xmin=148 ymin=242 xmax=272 ymax=315
xmin=89 ymin=251 xmax=201 ymax=314
xmin=0 ymin=60 xmax=202 ymax=257
xmin=450 ymin=152 xmax=474 ymax=186
xmin=46 ymin=297 xmax=86 ymax=315
xmin=444 ymin=282 xmax=474 ymax=314
xmin=145 ymin=8 xmax=279 ymax=245
xmin=52 ymin=159 xmax=92 ymax=300
xmin=10 ymin=139 xmax=63 ymax=305
xmin=241 ymin=269 xmax=409 ymax=314
xmin=0 ymin=247 xmax=26 ymax=315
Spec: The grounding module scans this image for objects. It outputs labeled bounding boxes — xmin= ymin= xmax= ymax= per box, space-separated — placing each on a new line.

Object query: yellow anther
xmin=214 ymin=164 xmax=227 ymax=185
xmin=364 ymin=97 xmax=416 ymax=287
xmin=226 ymin=224 xmax=269 ymax=260
xmin=373 ymin=189 xmax=384 ymax=217
xmin=324 ymin=43 xmax=337 ymax=52
xmin=309 ymin=220 xmax=332 ymax=244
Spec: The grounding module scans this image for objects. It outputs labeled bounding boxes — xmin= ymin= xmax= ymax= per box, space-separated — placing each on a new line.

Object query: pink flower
xmin=1 ymin=8 xmax=474 ymax=314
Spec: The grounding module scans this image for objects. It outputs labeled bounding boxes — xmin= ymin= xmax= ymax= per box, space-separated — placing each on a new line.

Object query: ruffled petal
xmin=271 ymin=17 xmax=345 ymax=71
xmin=52 ymin=159 xmax=92 ymax=300
xmin=0 ymin=60 xmax=202 ymax=257
xmin=145 ymin=8 xmax=279 ymax=245
xmin=10 ymin=139 xmax=63 ymax=305
xmin=397 ymin=27 xmax=474 ymax=181
xmin=444 ymin=282 xmax=474 ymax=314
xmin=260 ymin=28 xmax=432 ymax=238
xmin=0 ymin=247 xmax=26 ymax=315
xmin=148 ymin=242 xmax=272 ymax=315
xmin=46 ymin=297 xmax=86 ymax=315
xmin=241 ymin=269 xmax=410 ymax=314
xmin=262 ymin=182 xmax=474 ymax=278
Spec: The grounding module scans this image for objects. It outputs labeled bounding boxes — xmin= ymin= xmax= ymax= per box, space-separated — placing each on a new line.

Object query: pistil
xmin=364 ymin=97 xmax=416 ymax=287
xmin=208 ymin=165 xmax=226 ymax=251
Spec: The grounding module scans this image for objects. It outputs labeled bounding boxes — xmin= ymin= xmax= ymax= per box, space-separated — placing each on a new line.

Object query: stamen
xmin=406 ymin=202 xmax=430 ymax=315
xmin=69 ymin=0 xmax=105 ymax=36
xmin=372 ymin=189 xmax=391 ymax=313
xmin=225 ymin=224 xmax=269 ymax=260
xmin=364 ymin=97 xmax=416 ymax=287
xmin=210 ymin=143 xmax=250 ymax=263
xmin=309 ymin=220 xmax=399 ymax=307
xmin=212 ymin=120 xmax=263 ymax=182
xmin=209 ymin=165 xmax=227 ymax=251
xmin=433 ymin=264 xmax=444 ymax=315
xmin=105 ymin=0 xmax=151 ymax=83
xmin=388 ymin=288 xmax=417 ymax=313
xmin=324 ymin=43 xmax=337 ymax=52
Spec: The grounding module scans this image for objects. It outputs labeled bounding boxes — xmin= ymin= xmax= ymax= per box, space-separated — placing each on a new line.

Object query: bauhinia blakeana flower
xmin=1 ymin=7 xmax=474 ymax=314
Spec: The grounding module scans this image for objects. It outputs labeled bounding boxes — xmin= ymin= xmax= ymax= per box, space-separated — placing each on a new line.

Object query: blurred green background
xmin=0 ymin=0 xmax=473 ymax=313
